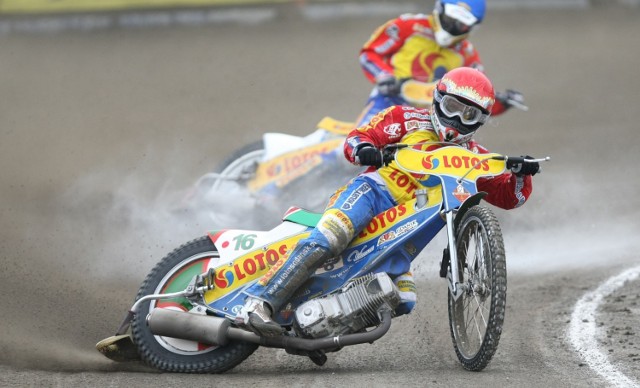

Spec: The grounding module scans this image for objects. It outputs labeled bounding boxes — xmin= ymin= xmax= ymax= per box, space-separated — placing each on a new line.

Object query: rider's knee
xmin=393 ymin=272 xmax=417 ymax=316
xmin=314 ymin=209 xmax=355 ymax=255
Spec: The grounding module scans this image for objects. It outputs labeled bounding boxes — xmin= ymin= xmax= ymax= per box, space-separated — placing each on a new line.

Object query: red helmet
xmin=431 ymin=67 xmax=495 ymax=144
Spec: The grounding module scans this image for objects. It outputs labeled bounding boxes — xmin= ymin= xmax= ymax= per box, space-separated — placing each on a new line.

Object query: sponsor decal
xmin=264 ymin=243 xmax=315 ymax=294
xmin=383 ymin=123 xmax=402 ymax=138
xmin=514 ymin=175 xmax=526 ymax=208
xmin=421 ymin=155 xmax=439 ymax=170
xmin=385 ymin=24 xmax=400 ymax=40
xmin=263 ymin=143 xmax=335 ymax=178
xmin=341 ymin=182 xmax=372 ymax=210
xmin=315 ymin=255 xmax=345 ymax=274
xmin=375 ymin=39 xmax=396 ymax=54
xmin=251 ymin=139 xmax=342 ymax=190
xmin=344 ymin=245 xmax=375 ymax=264
xmin=377 ymin=220 xmax=418 ymax=245
xmin=404 ymin=120 xmax=431 ymax=132
xmin=319 ymin=209 xmax=354 ymax=246
xmin=231 ymin=305 xmax=243 ymax=315
xmin=326 ymin=185 xmax=347 ymax=208
xmin=358 ymin=204 xmax=408 ymax=239
xmin=403 ymin=112 xmax=430 ymax=120
xmin=274 ymin=156 xmax=321 ymax=188
xmin=214 ymin=244 xmax=288 ymax=289
xmin=387 ymin=169 xmax=420 ymax=197
xmin=452 ymin=184 xmax=471 ymax=202
xmin=422 ymin=155 xmax=489 ymax=171
xmin=329 ymin=266 xmax=351 ymax=279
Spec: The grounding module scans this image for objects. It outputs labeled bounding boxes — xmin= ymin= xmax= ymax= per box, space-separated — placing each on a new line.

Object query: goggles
xmin=437 ymin=3 xmax=479 ymax=37
xmin=435 ymin=92 xmax=489 ymax=126
xmin=439 ymin=13 xmax=473 ymax=36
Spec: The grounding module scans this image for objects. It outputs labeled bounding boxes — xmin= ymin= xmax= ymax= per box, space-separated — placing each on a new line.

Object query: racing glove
xmin=510 ymin=155 xmax=540 ymax=176
xmin=376 ymin=74 xmax=401 ymax=96
xmin=495 ymin=89 xmax=526 ymax=110
xmin=355 ymin=146 xmax=383 ymax=168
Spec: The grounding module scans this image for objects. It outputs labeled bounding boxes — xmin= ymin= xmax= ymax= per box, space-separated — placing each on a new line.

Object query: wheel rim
xmin=149 ymin=251 xmax=221 ymax=355
xmin=451 ymin=216 xmax=492 ymax=359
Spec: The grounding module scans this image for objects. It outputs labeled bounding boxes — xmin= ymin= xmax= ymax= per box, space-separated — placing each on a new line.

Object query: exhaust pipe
xmin=147 ymin=308 xmax=393 ymax=351
xmin=147 ymin=309 xmax=261 ymax=346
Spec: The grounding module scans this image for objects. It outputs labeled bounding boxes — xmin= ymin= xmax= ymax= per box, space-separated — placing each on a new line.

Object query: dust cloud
xmin=1 ymin=6 xmax=639 ymax=374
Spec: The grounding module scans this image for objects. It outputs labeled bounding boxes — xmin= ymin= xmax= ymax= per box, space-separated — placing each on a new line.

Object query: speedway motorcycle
xmin=177 ymin=81 xmax=527 ymax=228
xmin=97 ymin=143 xmax=548 ymax=373
xmin=176 ymin=80 xmax=442 ymax=227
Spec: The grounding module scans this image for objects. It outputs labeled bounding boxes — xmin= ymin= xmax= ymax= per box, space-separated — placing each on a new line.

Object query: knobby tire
xmin=131 ymin=236 xmax=258 ymax=373
xmin=448 ymin=205 xmax=507 ymax=371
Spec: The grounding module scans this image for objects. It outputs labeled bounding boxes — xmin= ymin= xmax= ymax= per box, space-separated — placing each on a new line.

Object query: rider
xmin=236 ymin=67 xmax=540 ymax=337
xmin=356 ymin=0 xmax=524 ymax=126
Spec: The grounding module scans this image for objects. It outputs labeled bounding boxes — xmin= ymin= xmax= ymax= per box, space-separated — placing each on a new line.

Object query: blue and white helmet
xmin=433 ymin=0 xmax=485 ymax=47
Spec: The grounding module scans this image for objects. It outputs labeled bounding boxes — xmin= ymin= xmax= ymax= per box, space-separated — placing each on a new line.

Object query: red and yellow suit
xmin=359 ymin=13 xmax=508 ymax=115
xmin=344 ymin=105 xmax=532 ymax=209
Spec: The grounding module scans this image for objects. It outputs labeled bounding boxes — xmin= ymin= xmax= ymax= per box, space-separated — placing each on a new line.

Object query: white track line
xmin=568 ymin=265 xmax=640 ymax=388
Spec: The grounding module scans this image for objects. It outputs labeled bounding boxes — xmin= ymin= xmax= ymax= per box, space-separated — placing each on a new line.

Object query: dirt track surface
xmin=1 ymin=5 xmax=640 ymax=387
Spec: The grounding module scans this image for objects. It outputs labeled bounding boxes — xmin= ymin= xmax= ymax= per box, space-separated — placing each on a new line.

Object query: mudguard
xmin=453 ymin=192 xmax=487 ymax=231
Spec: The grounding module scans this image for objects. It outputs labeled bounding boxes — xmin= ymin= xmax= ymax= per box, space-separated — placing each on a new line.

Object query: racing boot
xmin=237 ymin=242 xmax=333 ymax=337
xmin=236 ymin=297 xmax=283 ymax=337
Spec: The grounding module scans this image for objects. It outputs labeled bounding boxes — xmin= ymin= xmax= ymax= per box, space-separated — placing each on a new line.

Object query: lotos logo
xmin=358 ymin=204 xmax=408 ymax=239
xmin=411 ymin=52 xmax=447 ymax=82
xmin=213 ymin=244 xmax=288 ymax=289
xmin=422 ymin=155 xmax=439 ymax=170
xmin=442 ymin=155 xmax=489 ymax=171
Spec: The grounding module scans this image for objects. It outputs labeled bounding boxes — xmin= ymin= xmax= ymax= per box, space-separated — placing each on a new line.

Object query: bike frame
xmin=153 ymin=145 xmax=508 ymax=327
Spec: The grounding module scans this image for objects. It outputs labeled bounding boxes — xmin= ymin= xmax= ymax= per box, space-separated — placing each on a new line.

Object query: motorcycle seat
xmin=282 ymin=206 xmax=322 ymax=227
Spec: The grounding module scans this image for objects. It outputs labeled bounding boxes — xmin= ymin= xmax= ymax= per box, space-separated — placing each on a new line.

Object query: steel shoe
xmin=236 ymin=297 xmax=283 ymax=337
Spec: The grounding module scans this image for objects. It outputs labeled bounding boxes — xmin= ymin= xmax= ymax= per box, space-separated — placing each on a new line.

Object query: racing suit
xmin=357 ymin=13 xmax=509 ymax=126
xmin=243 ymin=105 xmax=532 ymax=319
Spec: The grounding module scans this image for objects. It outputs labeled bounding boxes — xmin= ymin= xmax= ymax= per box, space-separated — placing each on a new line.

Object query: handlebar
xmin=382 ymin=143 xmax=408 ymax=165
xmin=492 ymin=155 xmax=551 ymax=169
xmin=382 ymin=143 xmax=550 ymax=170
xmin=506 ymin=99 xmax=529 ymax=112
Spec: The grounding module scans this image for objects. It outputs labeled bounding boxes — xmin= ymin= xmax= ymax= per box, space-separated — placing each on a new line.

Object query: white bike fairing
xmin=261 ymin=129 xmax=329 ymax=161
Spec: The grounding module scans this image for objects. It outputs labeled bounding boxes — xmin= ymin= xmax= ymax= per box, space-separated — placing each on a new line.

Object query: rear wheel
xmin=448 ymin=205 xmax=506 ymax=371
xmin=131 ymin=236 xmax=258 ymax=373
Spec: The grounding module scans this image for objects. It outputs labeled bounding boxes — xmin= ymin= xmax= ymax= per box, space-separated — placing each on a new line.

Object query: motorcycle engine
xmin=294 ymin=272 xmax=400 ymax=338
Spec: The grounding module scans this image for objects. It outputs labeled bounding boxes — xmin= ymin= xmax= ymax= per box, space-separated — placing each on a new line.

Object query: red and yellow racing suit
xmin=344 ymin=105 xmax=532 ymax=209
xmin=359 ymin=13 xmax=508 ymax=116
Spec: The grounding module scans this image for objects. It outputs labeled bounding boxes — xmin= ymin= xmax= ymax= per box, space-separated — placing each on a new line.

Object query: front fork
xmin=415 ymin=188 xmax=463 ymax=301
xmin=441 ymin=193 xmax=486 ymax=301
xmin=444 ymin=210 xmax=464 ymax=301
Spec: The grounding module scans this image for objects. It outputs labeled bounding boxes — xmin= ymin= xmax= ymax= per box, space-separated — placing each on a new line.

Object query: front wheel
xmin=448 ymin=205 xmax=507 ymax=371
xmin=180 ymin=140 xmax=266 ymax=228
xmin=131 ymin=236 xmax=258 ymax=373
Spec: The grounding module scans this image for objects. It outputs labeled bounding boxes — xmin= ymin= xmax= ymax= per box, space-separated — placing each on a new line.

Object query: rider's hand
xmin=376 ymin=74 xmax=401 ymax=96
xmin=510 ymin=155 xmax=540 ymax=177
xmin=356 ymin=146 xmax=383 ymax=168
xmin=495 ymin=89 xmax=525 ymax=109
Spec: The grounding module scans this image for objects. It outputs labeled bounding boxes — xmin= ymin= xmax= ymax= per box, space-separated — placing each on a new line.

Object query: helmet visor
xmin=439 ymin=13 xmax=473 ymax=36
xmin=436 ymin=94 xmax=489 ymax=125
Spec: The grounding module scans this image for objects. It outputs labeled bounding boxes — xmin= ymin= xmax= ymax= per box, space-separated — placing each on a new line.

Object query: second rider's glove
xmin=495 ymin=89 xmax=525 ymax=109
xmin=510 ymin=155 xmax=540 ymax=176
xmin=355 ymin=146 xmax=383 ymax=168
xmin=376 ymin=74 xmax=401 ymax=96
